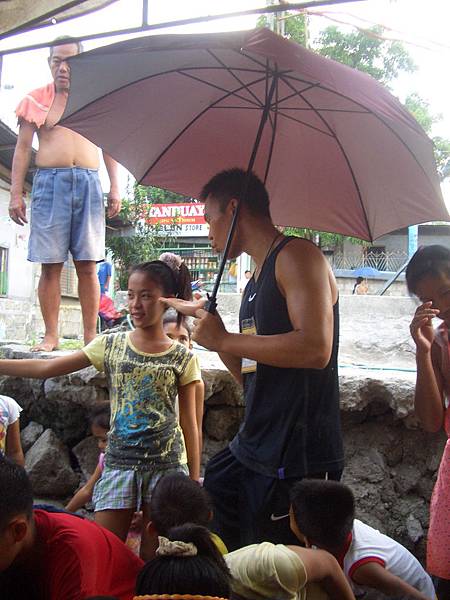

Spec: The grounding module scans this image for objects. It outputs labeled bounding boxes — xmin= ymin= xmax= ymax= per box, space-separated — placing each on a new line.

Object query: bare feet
xmin=30 ymin=335 xmax=59 ymax=352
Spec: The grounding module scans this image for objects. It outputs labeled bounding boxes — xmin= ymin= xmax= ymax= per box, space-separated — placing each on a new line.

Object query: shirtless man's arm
xmin=9 ymin=121 xmax=35 ymax=225
xmin=102 ymin=151 xmax=121 ymax=218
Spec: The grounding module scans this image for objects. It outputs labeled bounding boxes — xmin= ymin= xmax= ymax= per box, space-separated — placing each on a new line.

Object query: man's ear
xmin=9 ymin=517 xmax=29 ymax=543
xmin=229 ymin=198 xmax=239 ymax=214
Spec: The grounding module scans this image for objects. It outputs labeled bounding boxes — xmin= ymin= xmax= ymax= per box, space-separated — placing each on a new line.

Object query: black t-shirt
xmin=229 ymin=236 xmax=344 ymax=478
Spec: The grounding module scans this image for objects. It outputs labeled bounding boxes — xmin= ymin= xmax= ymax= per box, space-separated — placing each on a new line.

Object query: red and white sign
xmin=147 ymin=203 xmax=208 ymax=237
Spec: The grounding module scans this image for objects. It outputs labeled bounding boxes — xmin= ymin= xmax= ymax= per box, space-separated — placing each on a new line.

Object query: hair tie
xmin=159 ymin=252 xmax=183 ymax=272
xmin=156 ymin=536 xmax=198 ymax=557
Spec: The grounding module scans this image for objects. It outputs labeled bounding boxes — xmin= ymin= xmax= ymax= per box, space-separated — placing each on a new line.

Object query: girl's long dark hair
xmin=136 ymin=524 xmax=231 ymax=598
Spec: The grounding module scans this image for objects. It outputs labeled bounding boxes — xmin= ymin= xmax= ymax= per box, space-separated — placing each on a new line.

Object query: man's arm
xmin=193 ymin=240 xmax=335 ymax=369
xmin=9 ymin=121 xmax=36 ymax=225
xmin=351 ymin=561 xmax=431 ymax=599
xmin=102 ymin=151 xmax=121 ymax=217
xmin=288 ymin=546 xmax=355 ymax=600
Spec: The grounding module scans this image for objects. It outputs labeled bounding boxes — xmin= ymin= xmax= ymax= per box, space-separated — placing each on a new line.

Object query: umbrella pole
xmin=205 ymin=71 xmax=278 ymax=314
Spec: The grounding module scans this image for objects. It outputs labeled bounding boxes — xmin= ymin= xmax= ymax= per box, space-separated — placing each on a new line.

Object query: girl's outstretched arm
xmin=0 ymin=351 xmax=92 ymax=379
xmin=178 ymin=381 xmax=200 ymax=481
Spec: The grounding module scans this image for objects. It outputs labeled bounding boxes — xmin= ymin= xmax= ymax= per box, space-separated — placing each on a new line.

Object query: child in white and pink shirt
xmin=0 ymin=394 xmax=24 ymax=465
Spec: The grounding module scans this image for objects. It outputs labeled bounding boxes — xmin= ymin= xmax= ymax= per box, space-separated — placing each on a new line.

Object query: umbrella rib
xmin=276 ymin=107 xmax=369 ymax=114
xmin=62 ymin=65 xmax=265 ymax=124
xmin=276 ymin=110 xmax=335 ymax=137
xmin=178 ymin=71 xmax=262 ymax=108
xmin=263 ymin=77 xmax=279 ymax=185
xmin=281 ymin=74 xmax=372 ymax=238
xmin=284 ymin=73 xmax=434 ymax=185
xmin=207 ymin=49 xmax=263 ymax=107
xmin=139 ymin=74 xmax=269 ymax=184
xmin=275 ymin=85 xmax=321 ymax=106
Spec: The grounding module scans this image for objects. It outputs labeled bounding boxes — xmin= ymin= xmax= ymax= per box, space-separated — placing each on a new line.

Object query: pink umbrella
xmin=61 ymin=28 xmax=448 ymax=305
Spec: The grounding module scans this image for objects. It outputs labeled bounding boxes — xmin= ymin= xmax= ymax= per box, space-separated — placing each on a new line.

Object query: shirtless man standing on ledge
xmin=9 ymin=37 xmax=121 ymax=351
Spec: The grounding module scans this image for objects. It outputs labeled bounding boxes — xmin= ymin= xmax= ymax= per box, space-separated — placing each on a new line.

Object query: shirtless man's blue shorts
xmin=28 ymin=167 xmax=105 ymax=263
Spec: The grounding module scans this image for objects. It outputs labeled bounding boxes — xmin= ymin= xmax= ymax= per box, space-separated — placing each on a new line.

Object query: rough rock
xmin=25 ymin=429 xmax=79 ymax=497
xmin=72 ymin=435 xmax=101 ymax=481
xmin=203 ymin=405 xmax=244 ymax=441
xmin=41 ymin=369 xmax=108 ymax=444
xmin=0 ymin=342 xmax=445 ymax=565
xmin=20 ymin=421 xmax=44 ymax=452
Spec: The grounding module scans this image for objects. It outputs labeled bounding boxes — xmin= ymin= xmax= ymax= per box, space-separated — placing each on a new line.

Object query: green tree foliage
xmin=146 ymin=185 xmax=189 ymax=204
xmin=316 ymin=25 xmax=415 ymax=86
xmin=105 ymin=182 xmax=175 ymax=288
xmin=404 ymin=93 xmax=450 ymax=175
xmin=404 ymin=93 xmax=440 ymax=134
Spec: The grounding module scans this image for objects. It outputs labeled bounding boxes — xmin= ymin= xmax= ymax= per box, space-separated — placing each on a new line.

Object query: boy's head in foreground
xmin=290 ymin=479 xmax=355 ymax=552
xmin=0 ymin=457 xmax=34 ymax=571
xmin=150 ymin=472 xmax=212 ymax=536
xmin=145 ymin=472 xmax=212 ymax=559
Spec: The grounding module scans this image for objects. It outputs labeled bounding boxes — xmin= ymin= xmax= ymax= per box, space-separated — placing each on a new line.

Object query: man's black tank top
xmin=229 ymin=236 xmax=344 ymax=478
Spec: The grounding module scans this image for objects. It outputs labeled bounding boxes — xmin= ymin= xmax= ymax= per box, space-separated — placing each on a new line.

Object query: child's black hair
xmin=150 ymin=472 xmax=212 ymax=536
xmin=352 ymin=276 xmax=364 ymax=294
xmin=136 ymin=523 xmax=231 ymax=598
xmin=0 ymin=457 xmax=33 ymax=532
xmin=200 ymin=168 xmax=270 ymax=219
xmin=163 ymin=312 xmax=193 ymax=338
xmin=89 ymin=402 xmax=111 ymax=431
xmin=290 ymin=479 xmax=355 ymax=550
xmin=406 ymin=245 xmax=450 ymax=296
xmin=130 ymin=259 xmax=192 ymax=300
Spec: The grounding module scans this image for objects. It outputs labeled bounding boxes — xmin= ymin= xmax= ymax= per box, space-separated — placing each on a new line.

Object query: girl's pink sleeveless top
xmin=427 ymin=324 xmax=450 ymax=577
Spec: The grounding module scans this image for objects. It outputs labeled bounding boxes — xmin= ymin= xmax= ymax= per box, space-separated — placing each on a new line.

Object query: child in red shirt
xmin=0 ymin=457 xmax=143 ymax=600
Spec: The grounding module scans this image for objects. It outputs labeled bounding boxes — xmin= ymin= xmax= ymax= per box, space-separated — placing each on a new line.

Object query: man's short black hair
xmin=290 ymin=479 xmax=355 ymax=550
xmin=200 ymin=168 xmax=271 ymax=218
xmin=0 ymin=457 xmax=33 ymax=532
xmin=150 ymin=472 xmax=212 ymax=536
xmin=49 ymin=36 xmax=83 ymax=58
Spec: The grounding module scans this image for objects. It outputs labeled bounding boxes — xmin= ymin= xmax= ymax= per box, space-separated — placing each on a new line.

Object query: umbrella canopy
xmin=352 ymin=266 xmax=380 ymax=278
xmin=61 ymin=27 xmax=448 ymax=242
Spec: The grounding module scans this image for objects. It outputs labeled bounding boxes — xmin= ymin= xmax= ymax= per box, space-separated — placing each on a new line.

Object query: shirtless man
xmin=10 ymin=38 xmax=121 ymax=351
xmin=163 ymin=168 xmax=344 ymax=550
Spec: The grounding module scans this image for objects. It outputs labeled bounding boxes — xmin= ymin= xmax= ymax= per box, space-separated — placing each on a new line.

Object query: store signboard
xmin=147 ymin=203 xmax=208 ymax=237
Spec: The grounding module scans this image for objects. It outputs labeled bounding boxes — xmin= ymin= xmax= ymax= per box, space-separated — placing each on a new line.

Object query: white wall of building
xmin=0 ymin=183 xmax=35 ymax=300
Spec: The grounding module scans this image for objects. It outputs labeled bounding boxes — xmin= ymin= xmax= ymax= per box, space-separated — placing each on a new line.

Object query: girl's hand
xmin=409 ymin=301 xmax=439 ymax=354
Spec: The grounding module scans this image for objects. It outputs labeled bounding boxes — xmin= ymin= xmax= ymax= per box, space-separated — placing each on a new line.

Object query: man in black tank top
xmin=163 ymin=168 xmax=344 ymax=551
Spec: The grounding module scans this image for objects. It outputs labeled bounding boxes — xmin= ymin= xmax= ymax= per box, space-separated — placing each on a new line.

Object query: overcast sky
xmin=1 ymin=0 xmax=449 ymax=194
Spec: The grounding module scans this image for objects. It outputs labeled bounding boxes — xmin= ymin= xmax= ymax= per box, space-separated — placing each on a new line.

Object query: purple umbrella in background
xmin=61 ymin=27 xmax=448 ymax=311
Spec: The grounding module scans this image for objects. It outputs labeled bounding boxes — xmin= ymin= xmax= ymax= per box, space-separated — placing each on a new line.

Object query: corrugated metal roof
xmin=0 ymin=119 xmax=35 ymax=184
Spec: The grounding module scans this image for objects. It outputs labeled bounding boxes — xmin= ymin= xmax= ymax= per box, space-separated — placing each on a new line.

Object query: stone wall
xmin=0 ymin=346 xmax=445 ymax=566
xmin=0 ymin=297 xmax=83 ymax=342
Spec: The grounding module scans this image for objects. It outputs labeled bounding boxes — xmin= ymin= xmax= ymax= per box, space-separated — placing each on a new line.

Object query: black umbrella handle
xmin=204 ymin=295 xmax=217 ymax=314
